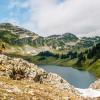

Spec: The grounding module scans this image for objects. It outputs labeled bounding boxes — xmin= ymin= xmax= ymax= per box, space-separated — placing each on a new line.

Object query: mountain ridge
xmin=0 ymin=22 xmax=100 ymax=55
xmin=0 ymin=23 xmax=79 ymax=53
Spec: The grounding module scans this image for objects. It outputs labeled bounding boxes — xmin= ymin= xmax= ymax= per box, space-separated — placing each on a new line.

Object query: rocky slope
xmin=0 ymin=54 xmax=74 ymax=90
xmin=0 ymin=54 xmax=100 ymax=100
xmin=0 ymin=54 xmax=83 ymax=100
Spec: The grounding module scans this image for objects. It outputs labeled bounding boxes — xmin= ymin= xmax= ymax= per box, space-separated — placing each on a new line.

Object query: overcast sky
xmin=0 ymin=0 xmax=100 ymax=36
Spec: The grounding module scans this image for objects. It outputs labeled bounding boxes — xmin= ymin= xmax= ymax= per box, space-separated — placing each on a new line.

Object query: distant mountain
xmin=0 ymin=23 xmax=100 ymax=55
xmin=32 ymin=33 xmax=79 ymax=50
xmin=0 ymin=23 xmax=38 ymax=38
xmin=0 ymin=23 xmax=39 ymax=55
xmin=0 ymin=23 xmax=79 ymax=50
xmin=85 ymin=30 xmax=100 ymax=37
xmin=74 ymin=36 xmax=100 ymax=49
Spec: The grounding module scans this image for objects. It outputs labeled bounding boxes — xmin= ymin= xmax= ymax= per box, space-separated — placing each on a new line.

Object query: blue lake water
xmin=38 ymin=65 xmax=96 ymax=88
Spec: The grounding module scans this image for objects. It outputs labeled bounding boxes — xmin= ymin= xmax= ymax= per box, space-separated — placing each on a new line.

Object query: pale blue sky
xmin=0 ymin=0 xmax=30 ymax=27
xmin=0 ymin=0 xmax=100 ymax=36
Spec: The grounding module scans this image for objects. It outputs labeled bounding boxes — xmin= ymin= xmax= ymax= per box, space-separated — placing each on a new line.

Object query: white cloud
xmin=27 ymin=0 xmax=100 ymax=36
xmin=7 ymin=0 xmax=100 ymax=37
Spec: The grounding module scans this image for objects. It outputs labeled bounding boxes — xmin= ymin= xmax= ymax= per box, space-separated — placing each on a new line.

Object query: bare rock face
xmin=89 ymin=79 xmax=100 ymax=89
xmin=0 ymin=54 xmax=45 ymax=80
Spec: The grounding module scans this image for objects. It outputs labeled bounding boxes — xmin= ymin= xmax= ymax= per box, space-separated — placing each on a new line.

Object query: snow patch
xmin=76 ymin=88 xmax=100 ymax=98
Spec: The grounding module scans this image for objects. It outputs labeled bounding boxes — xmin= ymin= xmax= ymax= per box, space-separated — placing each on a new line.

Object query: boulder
xmin=89 ymin=79 xmax=100 ymax=89
xmin=0 ymin=54 xmax=45 ymax=81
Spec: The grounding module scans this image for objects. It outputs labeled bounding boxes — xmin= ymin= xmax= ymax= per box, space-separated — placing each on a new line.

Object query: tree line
xmin=38 ymin=42 xmax=100 ymax=64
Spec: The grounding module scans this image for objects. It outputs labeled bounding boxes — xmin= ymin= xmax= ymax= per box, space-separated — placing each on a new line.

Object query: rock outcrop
xmin=0 ymin=54 xmax=77 ymax=91
xmin=0 ymin=54 xmax=84 ymax=100
xmin=89 ymin=79 xmax=100 ymax=89
xmin=0 ymin=54 xmax=45 ymax=80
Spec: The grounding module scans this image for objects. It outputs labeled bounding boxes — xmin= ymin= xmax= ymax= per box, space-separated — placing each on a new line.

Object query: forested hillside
xmin=32 ymin=43 xmax=100 ymax=77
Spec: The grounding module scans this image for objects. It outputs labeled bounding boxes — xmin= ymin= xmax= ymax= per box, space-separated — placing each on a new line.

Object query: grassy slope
xmin=85 ymin=59 xmax=100 ymax=78
xmin=0 ymin=76 xmax=81 ymax=100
